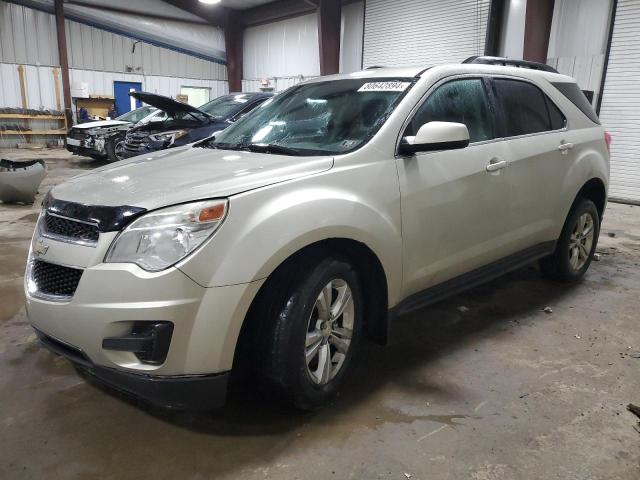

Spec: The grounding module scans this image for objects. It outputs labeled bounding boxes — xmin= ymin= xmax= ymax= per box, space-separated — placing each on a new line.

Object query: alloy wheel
xmin=305 ymin=278 xmax=354 ymax=385
xmin=569 ymin=212 xmax=595 ymax=270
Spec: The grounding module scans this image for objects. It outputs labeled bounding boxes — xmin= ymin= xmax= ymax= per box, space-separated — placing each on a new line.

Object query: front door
xmin=396 ymin=77 xmax=511 ymax=297
xmin=113 ymin=81 xmax=142 ymax=116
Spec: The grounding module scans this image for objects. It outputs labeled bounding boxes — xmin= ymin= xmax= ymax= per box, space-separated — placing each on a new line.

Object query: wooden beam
xmin=225 ymin=12 xmax=244 ymax=92
xmin=54 ymin=0 xmax=72 ymax=127
xmin=318 ymin=0 xmax=341 ymax=75
xmin=17 ymin=65 xmax=28 ymax=109
xmin=523 ymin=0 xmax=555 ymax=63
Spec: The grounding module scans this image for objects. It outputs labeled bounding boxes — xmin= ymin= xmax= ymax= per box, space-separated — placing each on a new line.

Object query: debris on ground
xmin=628 ymin=404 xmax=640 ymax=420
xmin=543 ymin=306 xmax=553 ymax=314
xmin=607 ymin=232 xmax=616 ymax=238
xmin=593 ymin=253 xmax=601 ymax=261
xmin=629 ymin=352 xmax=640 ymax=359
xmin=519 ymin=393 xmax=529 ymax=399
xmin=457 ymin=306 xmax=469 ymax=313
xmin=403 ymin=473 xmax=412 ymax=479
xmin=574 ymin=334 xmax=581 ymax=339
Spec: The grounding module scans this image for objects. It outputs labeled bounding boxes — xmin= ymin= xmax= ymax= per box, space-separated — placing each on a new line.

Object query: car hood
xmin=130 ymin=92 xmax=210 ymax=118
xmin=50 ymin=146 xmax=334 ymax=209
xmin=72 ymin=120 xmax=129 ymax=130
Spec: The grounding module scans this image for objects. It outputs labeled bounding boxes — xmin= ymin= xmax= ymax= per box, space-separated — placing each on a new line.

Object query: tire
xmin=105 ymin=135 xmax=125 ymax=162
xmin=254 ymin=255 xmax=363 ymax=410
xmin=540 ymin=197 xmax=600 ymax=282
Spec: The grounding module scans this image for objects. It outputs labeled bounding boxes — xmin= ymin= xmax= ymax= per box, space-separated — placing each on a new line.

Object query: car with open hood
xmin=119 ymin=91 xmax=272 ymax=159
xmin=66 ymin=106 xmax=164 ymax=161
xmin=26 ymin=58 xmax=609 ymax=411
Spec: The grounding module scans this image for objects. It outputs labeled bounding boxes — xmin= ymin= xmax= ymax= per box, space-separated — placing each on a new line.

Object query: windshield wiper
xmin=245 ymin=143 xmax=301 ymax=156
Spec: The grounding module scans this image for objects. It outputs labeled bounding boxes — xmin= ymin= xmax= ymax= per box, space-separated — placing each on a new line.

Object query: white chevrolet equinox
xmin=26 ymin=58 xmax=610 ymax=410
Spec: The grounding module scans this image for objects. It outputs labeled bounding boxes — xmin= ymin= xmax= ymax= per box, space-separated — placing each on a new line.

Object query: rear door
xmin=490 ymin=77 xmax=571 ymax=249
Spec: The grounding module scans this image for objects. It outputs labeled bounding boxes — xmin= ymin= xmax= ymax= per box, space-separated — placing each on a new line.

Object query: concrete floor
xmin=1 ymin=148 xmax=639 ymax=480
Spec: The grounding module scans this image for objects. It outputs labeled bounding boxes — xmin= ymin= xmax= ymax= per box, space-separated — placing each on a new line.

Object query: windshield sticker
xmin=358 ymin=81 xmax=410 ymax=92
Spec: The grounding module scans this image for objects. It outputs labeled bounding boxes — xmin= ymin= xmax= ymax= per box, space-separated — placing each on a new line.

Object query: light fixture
xmin=199 ymin=0 xmax=221 ymax=4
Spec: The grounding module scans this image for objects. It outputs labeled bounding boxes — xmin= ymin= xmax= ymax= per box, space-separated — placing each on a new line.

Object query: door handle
xmin=486 ymin=159 xmax=507 ymax=172
xmin=558 ymin=142 xmax=574 ymax=154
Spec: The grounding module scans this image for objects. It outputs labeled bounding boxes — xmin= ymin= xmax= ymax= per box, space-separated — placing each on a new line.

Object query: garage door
xmin=599 ymin=0 xmax=640 ymax=203
xmin=362 ymin=0 xmax=490 ymax=68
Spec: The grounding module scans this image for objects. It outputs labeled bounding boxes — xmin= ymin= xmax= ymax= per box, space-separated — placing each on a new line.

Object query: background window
xmin=493 ymin=80 xmax=555 ymax=136
xmin=405 ymin=79 xmax=494 ymax=143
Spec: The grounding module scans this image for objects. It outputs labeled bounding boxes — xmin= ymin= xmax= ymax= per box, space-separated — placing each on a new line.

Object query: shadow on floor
xmin=76 ymin=263 xmax=580 ymax=438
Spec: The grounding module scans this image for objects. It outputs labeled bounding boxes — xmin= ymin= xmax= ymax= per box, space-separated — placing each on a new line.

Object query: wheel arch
xmin=233 ymin=237 xmax=391 ymax=373
xmin=575 ymin=177 xmax=607 ymax=220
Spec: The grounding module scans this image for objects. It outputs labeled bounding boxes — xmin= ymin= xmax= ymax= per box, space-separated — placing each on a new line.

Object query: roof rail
xmin=364 ymin=66 xmax=385 ymax=70
xmin=462 ymin=56 xmax=559 ymax=74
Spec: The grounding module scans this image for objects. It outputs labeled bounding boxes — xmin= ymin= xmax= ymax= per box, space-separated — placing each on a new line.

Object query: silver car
xmin=26 ymin=58 xmax=610 ymax=410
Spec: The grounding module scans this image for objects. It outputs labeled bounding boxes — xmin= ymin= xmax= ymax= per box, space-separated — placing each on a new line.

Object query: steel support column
xmin=318 ymin=0 xmax=341 ymax=75
xmin=54 ymin=0 xmax=72 ymax=126
xmin=523 ymin=0 xmax=555 ymax=63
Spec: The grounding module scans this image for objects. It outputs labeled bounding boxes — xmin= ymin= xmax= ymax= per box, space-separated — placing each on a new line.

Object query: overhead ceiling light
xmin=199 ymin=0 xmax=221 ymax=4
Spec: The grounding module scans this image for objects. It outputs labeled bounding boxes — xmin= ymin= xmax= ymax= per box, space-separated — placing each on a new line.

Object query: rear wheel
xmin=540 ymin=198 xmax=600 ymax=282
xmin=254 ymin=256 xmax=363 ymax=410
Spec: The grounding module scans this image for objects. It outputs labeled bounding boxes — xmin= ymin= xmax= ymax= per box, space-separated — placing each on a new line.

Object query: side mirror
xmin=399 ymin=121 xmax=470 ymax=155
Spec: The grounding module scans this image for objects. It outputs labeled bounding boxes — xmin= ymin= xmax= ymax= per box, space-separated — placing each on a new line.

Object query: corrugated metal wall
xmin=243 ymin=13 xmax=320 ymax=80
xmin=363 ymin=0 xmax=490 ymax=67
xmin=547 ymin=0 xmax=613 ymax=108
xmin=0 ymin=2 xmax=227 ymax=80
xmin=63 ymin=21 xmax=226 ymax=80
xmin=599 ymin=0 xmax=640 ymax=203
xmin=241 ymin=76 xmax=318 ymax=93
xmin=0 ymin=63 xmax=228 ymax=109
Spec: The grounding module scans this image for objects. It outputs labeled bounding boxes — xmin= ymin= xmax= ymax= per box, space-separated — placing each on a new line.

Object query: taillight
xmin=604 ymin=131 xmax=612 ymax=154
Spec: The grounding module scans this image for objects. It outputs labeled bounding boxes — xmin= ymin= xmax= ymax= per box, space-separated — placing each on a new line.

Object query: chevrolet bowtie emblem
xmin=33 ymin=238 xmax=49 ymax=257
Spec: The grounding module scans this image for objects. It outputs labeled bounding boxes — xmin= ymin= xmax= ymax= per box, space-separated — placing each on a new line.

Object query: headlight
xmin=105 ymin=199 xmax=228 ymax=271
xmin=148 ymin=130 xmax=188 ymax=144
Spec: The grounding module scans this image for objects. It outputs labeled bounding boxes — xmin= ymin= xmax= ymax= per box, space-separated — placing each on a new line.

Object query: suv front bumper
xmin=26 ymin=259 xmax=264 ymax=410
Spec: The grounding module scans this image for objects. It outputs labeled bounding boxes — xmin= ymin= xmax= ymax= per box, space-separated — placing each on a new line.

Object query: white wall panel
xmin=363 ymin=0 xmax=490 ymax=67
xmin=340 ymin=1 xmax=364 ymax=73
xmin=599 ymin=0 xmax=640 ymax=203
xmin=0 ymin=2 xmax=227 ymax=81
xmin=241 ymin=76 xmax=318 ymax=94
xmin=0 ymin=63 xmax=63 ymax=110
xmin=243 ymin=13 xmax=320 ymax=79
xmin=547 ymin=0 xmax=613 ymax=106
xmin=499 ymin=0 xmax=527 ymax=59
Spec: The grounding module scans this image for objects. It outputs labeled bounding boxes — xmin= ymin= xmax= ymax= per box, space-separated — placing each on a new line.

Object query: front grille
xmin=123 ymin=133 xmax=149 ymax=152
xmin=44 ymin=213 xmax=99 ymax=243
xmin=67 ymin=129 xmax=87 ymax=140
xmin=31 ymin=260 xmax=83 ymax=298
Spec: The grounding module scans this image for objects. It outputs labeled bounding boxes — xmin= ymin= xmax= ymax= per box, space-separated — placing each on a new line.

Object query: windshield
xmin=117 ymin=105 xmax=157 ymax=123
xmin=211 ymin=78 xmax=413 ymax=156
xmin=199 ymin=94 xmax=255 ymax=118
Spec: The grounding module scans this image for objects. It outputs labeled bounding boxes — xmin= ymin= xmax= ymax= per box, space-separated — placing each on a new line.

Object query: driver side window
xmin=405 ymin=78 xmax=494 ymax=143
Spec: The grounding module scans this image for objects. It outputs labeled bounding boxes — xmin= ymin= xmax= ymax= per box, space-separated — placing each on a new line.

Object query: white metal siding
xmin=363 ymin=0 xmax=490 ymax=67
xmin=0 ymin=2 xmax=227 ymax=81
xmin=599 ymin=0 xmax=640 ymax=203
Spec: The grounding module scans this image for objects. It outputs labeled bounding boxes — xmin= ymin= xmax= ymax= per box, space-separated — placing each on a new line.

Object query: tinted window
xmin=493 ymin=79 xmax=553 ymax=136
xmin=551 ymin=81 xmax=600 ymax=124
xmin=405 ymin=78 xmax=494 ymax=143
xmin=546 ymin=96 xmax=566 ymax=130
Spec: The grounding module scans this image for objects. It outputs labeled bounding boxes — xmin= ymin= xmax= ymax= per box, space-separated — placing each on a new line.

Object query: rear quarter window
xmin=551 ymin=82 xmax=601 ymax=124
xmin=493 ymin=79 xmax=554 ymax=137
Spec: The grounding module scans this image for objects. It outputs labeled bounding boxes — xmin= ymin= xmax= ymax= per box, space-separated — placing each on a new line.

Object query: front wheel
xmin=257 ymin=257 xmax=363 ymax=410
xmin=105 ymin=135 xmax=125 ymax=162
xmin=540 ymin=198 xmax=600 ymax=282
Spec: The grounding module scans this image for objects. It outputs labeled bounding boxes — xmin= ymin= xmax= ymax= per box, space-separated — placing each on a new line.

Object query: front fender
xmin=177 ymin=163 xmax=403 ymax=305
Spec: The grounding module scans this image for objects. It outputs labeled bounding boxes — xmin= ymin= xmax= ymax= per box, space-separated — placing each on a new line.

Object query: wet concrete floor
xmin=0 ymin=149 xmax=639 ymax=479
